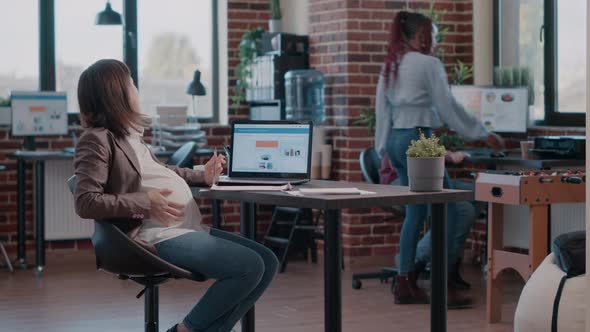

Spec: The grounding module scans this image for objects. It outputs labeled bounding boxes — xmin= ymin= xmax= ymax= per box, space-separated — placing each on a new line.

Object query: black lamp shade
xmin=186 ymin=70 xmax=206 ymax=96
xmin=96 ymin=2 xmax=122 ymax=25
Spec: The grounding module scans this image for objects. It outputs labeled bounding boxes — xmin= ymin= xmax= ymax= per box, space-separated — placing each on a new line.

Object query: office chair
xmin=67 ymin=176 xmax=207 ymax=332
xmin=167 ymin=141 xmax=197 ymax=168
xmin=351 ymin=148 xmax=399 ymax=291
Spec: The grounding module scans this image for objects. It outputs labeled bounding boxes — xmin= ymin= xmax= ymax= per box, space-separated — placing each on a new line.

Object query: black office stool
xmin=263 ymin=207 xmax=318 ymax=273
xmin=0 ymin=236 xmax=13 ymax=272
xmin=68 ymin=176 xmax=207 ymax=332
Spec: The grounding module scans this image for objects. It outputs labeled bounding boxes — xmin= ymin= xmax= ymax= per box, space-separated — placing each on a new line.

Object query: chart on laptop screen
xmin=232 ymin=123 xmax=310 ymax=174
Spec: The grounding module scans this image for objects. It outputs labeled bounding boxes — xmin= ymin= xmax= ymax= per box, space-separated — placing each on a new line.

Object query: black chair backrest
xmin=359 ymin=147 xmax=381 ymax=184
xmin=167 ymin=141 xmax=197 ymax=168
xmin=66 ymin=175 xmax=205 ymax=280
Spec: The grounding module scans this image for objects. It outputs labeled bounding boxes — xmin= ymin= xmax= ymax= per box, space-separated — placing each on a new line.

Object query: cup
xmin=311 ymin=151 xmax=322 ymax=179
xmin=320 ymin=144 xmax=332 ymax=179
xmin=520 ymin=140 xmax=534 ymax=159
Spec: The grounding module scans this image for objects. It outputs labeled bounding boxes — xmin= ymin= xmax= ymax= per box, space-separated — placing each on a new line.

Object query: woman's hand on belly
xmin=147 ymin=189 xmax=186 ymax=226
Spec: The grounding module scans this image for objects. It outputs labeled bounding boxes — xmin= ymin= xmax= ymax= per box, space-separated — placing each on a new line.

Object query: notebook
xmin=218 ymin=120 xmax=313 ymax=185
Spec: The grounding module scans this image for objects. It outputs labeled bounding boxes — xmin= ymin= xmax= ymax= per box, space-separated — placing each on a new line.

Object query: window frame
xmin=40 ymin=0 xmax=221 ymax=124
xmin=493 ymin=0 xmax=585 ymax=127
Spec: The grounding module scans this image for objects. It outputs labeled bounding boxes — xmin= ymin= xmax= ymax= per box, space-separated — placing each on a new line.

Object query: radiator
xmin=44 ymin=160 xmax=94 ymax=240
xmin=503 ymin=203 xmax=586 ymax=249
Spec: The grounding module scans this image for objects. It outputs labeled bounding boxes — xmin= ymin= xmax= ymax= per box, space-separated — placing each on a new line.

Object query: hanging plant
xmin=232 ymin=27 xmax=265 ymax=106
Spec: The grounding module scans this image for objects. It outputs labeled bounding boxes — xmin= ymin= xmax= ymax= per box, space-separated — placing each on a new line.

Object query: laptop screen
xmin=229 ymin=121 xmax=313 ymax=179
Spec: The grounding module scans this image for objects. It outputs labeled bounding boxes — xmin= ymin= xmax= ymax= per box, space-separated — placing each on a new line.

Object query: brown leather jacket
xmin=73 ymin=127 xmax=205 ymax=240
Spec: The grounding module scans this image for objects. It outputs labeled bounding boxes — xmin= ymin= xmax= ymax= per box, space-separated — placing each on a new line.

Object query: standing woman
xmin=374 ymin=12 xmax=503 ymax=307
xmin=74 ymin=59 xmax=278 ymax=332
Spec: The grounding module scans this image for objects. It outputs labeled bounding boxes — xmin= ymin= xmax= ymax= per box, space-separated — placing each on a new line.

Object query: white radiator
xmin=503 ymin=203 xmax=586 ymax=249
xmin=44 ymin=160 xmax=94 ymax=240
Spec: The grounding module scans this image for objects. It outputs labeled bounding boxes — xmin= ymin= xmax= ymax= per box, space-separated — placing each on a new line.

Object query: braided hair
xmin=384 ymin=11 xmax=433 ymax=86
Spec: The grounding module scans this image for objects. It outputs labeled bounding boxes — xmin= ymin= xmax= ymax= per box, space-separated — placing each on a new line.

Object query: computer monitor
xmin=450 ymin=86 xmax=529 ymax=133
xmin=229 ymin=120 xmax=313 ymax=179
xmin=11 ymin=91 xmax=68 ymax=137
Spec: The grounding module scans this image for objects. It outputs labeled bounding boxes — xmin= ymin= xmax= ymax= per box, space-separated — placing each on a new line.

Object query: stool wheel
xmin=352 ymin=279 xmax=362 ymax=290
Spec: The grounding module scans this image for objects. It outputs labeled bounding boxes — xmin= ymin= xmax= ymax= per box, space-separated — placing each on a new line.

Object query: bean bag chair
xmin=514 ymin=253 xmax=586 ymax=332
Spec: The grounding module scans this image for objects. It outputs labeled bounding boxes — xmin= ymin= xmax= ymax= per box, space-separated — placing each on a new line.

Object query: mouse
xmin=490 ymin=151 xmax=507 ymax=158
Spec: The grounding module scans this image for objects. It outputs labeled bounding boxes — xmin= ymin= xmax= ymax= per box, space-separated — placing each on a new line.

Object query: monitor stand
xmin=23 ymin=136 xmax=36 ymax=151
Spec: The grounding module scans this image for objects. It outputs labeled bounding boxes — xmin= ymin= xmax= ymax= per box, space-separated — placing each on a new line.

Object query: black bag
xmin=550 ymin=231 xmax=585 ymax=332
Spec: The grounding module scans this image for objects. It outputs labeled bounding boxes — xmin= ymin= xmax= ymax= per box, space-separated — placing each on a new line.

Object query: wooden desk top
xmin=193 ymin=180 xmax=473 ymax=210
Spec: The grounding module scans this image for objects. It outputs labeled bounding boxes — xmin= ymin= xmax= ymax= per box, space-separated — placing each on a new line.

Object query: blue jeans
xmin=387 ymin=128 xmax=459 ymax=274
xmin=155 ymin=228 xmax=279 ymax=332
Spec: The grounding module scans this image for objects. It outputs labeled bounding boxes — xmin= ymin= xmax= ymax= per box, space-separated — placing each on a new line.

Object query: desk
xmin=461 ymin=149 xmax=585 ymax=170
xmin=11 ymin=148 xmax=213 ymax=273
xmin=194 ymin=180 xmax=472 ymax=332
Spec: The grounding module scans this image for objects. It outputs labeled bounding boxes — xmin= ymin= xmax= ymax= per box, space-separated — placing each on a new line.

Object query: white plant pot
xmin=269 ymin=19 xmax=282 ymax=33
xmin=407 ymin=156 xmax=445 ymax=192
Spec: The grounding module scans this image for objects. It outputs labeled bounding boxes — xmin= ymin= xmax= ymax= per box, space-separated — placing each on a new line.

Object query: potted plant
xmin=269 ymin=0 xmax=282 ymax=33
xmin=232 ymin=27 xmax=265 ymax=106
xmin=451 ymin=60 xmax=474 ymax=85
xmin=353 ymin=107 xmax=376 ymax=133
xmin=406 ymin=131 xmax=446 ymax=192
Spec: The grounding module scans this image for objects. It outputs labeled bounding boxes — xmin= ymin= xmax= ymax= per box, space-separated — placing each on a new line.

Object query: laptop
xmin=218 ymin=120 xmax=313 ymax=185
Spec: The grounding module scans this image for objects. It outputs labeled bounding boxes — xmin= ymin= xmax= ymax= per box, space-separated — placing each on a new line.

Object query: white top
xmin=374 ymin=51 xmax=489 ymax=157
xmin=127 ymin=129 xmax=204 ymax=245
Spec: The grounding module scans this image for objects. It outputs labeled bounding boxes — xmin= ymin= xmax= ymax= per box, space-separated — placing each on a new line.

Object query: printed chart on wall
xmin=231 ymin=123 xmax=310 ymax=174
xmin=10 ymin=91 xmax=69 ymax=136
xmin=451 ymin=86 xmax=528 ymax=133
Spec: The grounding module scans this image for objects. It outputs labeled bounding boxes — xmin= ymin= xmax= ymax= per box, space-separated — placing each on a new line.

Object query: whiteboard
xmin=451 ymin=86 xmax=529 ymax=133
xmin=11 ymin=91 xmax=68 ymax=136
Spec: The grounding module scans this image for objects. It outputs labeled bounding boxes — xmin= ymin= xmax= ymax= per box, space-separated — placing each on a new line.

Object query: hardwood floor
xmin=0 ymin=250 xmax=523 ymax=331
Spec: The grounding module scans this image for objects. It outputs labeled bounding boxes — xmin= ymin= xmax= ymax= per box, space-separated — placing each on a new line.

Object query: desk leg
xmin=35 ymin=161 xmax=45 ymax=274
xmin=529 ymin=205 xmax=548 ymax=273
xmin=324 ymin=209 xmax=342 ymax=332
xmin=240 ymin=202 xmax=255 ymax=332
xmin=486 ymin=203 xmax=503 ymax=323
xmin=430 ymin=203 xmax=447 ymax=332
xmin=212 ymin=199 xmax=221 ymax=230
xmin=16 ymin=159 xmax=27 ymax=269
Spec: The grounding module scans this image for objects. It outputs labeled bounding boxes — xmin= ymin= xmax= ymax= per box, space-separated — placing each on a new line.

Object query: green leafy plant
xmin=353 ymin=107 xmax=376 ymax=133
xmin=404 ymin=3 xmax=449 ymax=59
xmin=422 ymin=3 xmax=449 ymax=44
xmin=452 ymin=60 xmax=474 ymax=85
xmin=232 ymin=27 xmax=265 ymax=106
xmin=0 ymin=96 xmax=10 ymax=107
xmin=270 ymin=0 xmax=282 ymax=20
xmin=438 ymin=132 xmax=465 ymax=151
xmin=406 ymin=131 xmax=446 ymax=158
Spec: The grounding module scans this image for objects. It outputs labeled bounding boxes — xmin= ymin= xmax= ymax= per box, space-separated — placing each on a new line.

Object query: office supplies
xmin=210 ymin=184 xmax=291 ymax=191
xmin=219 ymin=120 xmax=313 ymax=185
xmin=530 ymin=136 xmax=586 ymax=159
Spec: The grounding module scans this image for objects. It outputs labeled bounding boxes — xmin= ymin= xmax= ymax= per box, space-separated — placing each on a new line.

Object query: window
xmin=0 ymin=1 xmax=39 ymax=95
xmin=138 ymin=0 xmax=214 ymax=120
xmin=554 ymin=0 xmax=586 ymax=114
xmin=495 ymin=0 xmax=586 ymax=126
xmin=55 ymin=0 xmax=124 ymax=113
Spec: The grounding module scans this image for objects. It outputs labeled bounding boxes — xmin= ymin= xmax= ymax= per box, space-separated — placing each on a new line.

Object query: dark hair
xmin=384 ymin=11 xmax=433 ymax=85
xmin=77 ymin=59 xmax=145 ymax=137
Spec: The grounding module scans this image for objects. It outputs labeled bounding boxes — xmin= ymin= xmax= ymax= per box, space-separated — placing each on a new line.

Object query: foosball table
xmin=475 ymin=170 xmax=586 ymax=323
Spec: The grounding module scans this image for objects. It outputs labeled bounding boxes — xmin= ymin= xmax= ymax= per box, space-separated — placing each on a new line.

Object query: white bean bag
xmin=514 ymin=253 xmax=586 ymax=332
